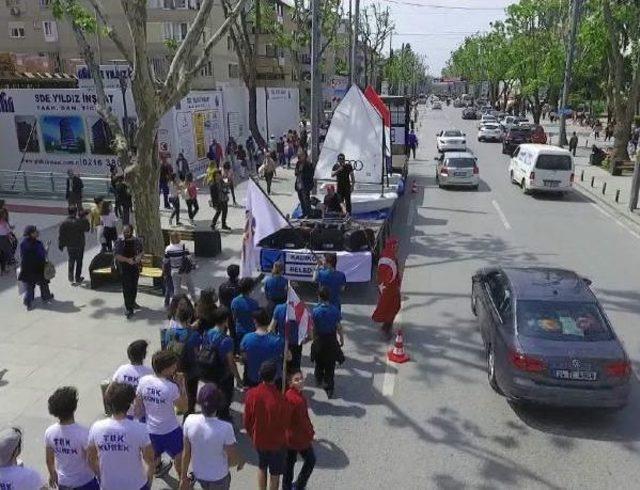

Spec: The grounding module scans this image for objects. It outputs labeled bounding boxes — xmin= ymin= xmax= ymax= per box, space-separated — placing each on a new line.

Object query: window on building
xmin=42 ymin=20 xmax=58 ymax=42
xmin=179 ymin=22 xmax=188 ymax=40
xmin=228 ymin=63 xmax=239 ymax=78
xmin=265 ymin=44 xmax=277 ymax=58
xmin=8 ymin=22 xmax=25 ymax=39
xmin=201 ymin=61 xmax=213 ymax=77
xmin=163 ymin=22 xmax=189 ymax=41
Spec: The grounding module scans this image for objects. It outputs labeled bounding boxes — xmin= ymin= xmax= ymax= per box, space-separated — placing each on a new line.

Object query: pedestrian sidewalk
xmin=540 ymin=119 xmax=640 ymax=228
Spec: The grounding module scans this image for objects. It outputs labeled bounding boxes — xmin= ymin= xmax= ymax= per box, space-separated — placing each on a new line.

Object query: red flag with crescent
xmin=372 ymin=237 xmax=401 ymax=324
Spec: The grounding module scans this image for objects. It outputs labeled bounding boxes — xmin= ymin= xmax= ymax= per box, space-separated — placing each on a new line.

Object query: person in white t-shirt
xmin=0 ymin=426 xmax=46 ymax=490
xmin=164 ymin=232 xmax=196 ymax=300
xmin=135 ymin=350 xmax=187 ymax=480
xmin=180 ymin=384 xmax=244 ymax=490
xmin=112 ymin=339 xmax=153 ymax=420
xmin=45 ymin=386 xmax=98 ymax=490
xmin=87 ymin=382 xmax=155 ymax=490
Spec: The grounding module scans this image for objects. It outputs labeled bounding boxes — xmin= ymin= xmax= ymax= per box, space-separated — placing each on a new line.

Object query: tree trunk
xmin=248 ymin=80 xmax=266 ymax=148
xmin=612 ymin=114 xmax=631 ymax=162
xmin=530 ymin=94 xmax=542 ymax=124
xmin=129 ymin=126 xmax=164 ymax=256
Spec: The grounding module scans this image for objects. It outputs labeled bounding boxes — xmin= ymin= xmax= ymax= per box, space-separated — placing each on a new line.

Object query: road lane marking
xmin=492 ymin=200 xmax=512 ymax=230
xmin=407 ymin=204 xmax=416 ymax=226
xmin=590 ymin=203 xmax=640 ymax=239
xmin=382 ymin=310 xmax=402 ymax=397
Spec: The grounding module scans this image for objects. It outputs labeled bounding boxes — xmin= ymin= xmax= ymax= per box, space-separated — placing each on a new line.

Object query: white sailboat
xmin=314 ymin=86 xmax=399 ymax=215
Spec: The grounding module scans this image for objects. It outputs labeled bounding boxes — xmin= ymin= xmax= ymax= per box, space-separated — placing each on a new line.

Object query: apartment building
xmin=0 ymin=0 xmax=292 ymax=89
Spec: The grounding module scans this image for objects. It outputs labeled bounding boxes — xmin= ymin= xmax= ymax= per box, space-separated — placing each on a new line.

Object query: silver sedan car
xmin=436 ymin=151 xmax=479 ymax=190
xmin=471 ymin=267 xmax=631 ymax=409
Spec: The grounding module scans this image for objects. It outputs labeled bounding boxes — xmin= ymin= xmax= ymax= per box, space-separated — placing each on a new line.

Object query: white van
xmin=508 ymin=144 xmax=574 ymax=196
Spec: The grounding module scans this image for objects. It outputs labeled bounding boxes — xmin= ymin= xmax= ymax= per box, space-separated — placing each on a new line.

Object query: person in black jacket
xmin=19 ymin=225 xmax=53 ymax=310
xmin=114 ymin=177 xmax=133 ymax=226
xmin=65 ymin=170 xmax=84 ymax=211
xmin=295 ymin=150 xmax=314 ymax=217
xmin=58 ymin=207 xmax=90 ymax=285
xmin=209 ymin=171 xmax=230 ymax=230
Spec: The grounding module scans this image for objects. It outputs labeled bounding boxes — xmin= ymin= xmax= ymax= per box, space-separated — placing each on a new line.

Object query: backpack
xmin=196 ymin=334 xmax=227 ymax=382
xmin=166 ymin=329 xmax=195 ymax=373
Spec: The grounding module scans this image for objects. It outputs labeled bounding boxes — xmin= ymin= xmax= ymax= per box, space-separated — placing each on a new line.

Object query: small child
xmin=45 ymin=386 xmax=99 ymax=489
xmin=283 ymin=369 xmax=316 ymax=490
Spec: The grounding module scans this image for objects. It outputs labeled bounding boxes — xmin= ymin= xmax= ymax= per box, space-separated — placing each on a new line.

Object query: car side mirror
xmin=582 ymin=277 xmax=593 ymax=287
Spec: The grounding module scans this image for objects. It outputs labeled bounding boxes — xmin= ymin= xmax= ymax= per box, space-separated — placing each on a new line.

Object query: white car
xmin=508 ymin=144 xmax=574 ymax=196
xmin=432 ymin=101 xmax=442 ymax=110
xmin=436 ymin=129 xmax=467 ymax=152
xmin=477 ymin=123 xmax=503 ymax=142
xmin=477 ymin=114 xmax=497 ymax=129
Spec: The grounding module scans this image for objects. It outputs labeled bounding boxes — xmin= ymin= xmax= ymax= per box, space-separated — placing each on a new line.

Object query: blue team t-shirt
xmin=272 ymin=302 xmax=299 ymax=344
xmin=164 ymin=327 xmax=202 ymax=373
xmin=312 ymin=302 xmax=341 ymax=336
xmin=240 ymin=332 xmax=285 ymax=384
xmin=231 ymin=295 xmax=260 ymax=336
xmin=204 ymin=327 xmax=234 ymax=358
xmin=316 ymin=267 xmax=346 ymax=308
xmin=264 ymin=275 xmax=288 ymax=303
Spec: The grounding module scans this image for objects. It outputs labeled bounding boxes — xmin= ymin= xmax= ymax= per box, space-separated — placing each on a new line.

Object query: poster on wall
xmin=0 ymin=88 xmax=135 ymax=174
xmin=192 ymin=112 xmax=207 ymax=160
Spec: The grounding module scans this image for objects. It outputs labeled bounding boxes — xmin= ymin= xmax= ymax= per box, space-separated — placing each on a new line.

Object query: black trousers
xmin=121 ymin=205 xmax=131 ymax=226
xmin=229 ymin=183 xmax=237 ymax=204
xmin=265 ymin=172 xmax=274 ymax=194
xmin=218 ymin=375 xmax=234 ymax=422
xmin=411 ymin=146 xmax=417 ymax=159
xmin=289 ymin=344 xmax=302 ymax=371
xmin=121 ymin=267 xmax=139 ymax=312
xmin=186 ymin=199 xmax=199 ymax=220
xmin=283 ymin=446 xmax=316 ymax=490
xmin=170 ymin=196 xmax=181 ymax=223
xmin=297 ymin=189 xmax=311 ymax=217
xmin=314 ymin=356 xmax=336 ymax=391
xmin=67 ymin=247 xmax=84 ymax=282
xmin=212 ymin=202 xmax=228 ymax=227
xmin=339 ymin=191 xmax=352 ymax=214
xmin=184 ymin=376 xmax=199 ymax=421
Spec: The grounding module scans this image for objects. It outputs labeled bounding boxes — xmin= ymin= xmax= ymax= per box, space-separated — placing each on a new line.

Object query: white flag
xmin=240 ymin=179 xmax=288 ymax=278
xmin=286 ymin=284 xmax=314 ymax=345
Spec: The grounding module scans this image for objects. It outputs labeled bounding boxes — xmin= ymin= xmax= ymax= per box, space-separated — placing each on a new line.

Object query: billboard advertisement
xmin=0 ymin=88 xmax=135 ymax=174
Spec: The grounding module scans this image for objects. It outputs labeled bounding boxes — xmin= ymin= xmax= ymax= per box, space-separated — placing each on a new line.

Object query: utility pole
xmin=350 ymin=0 xmax=360 ymax=87
xmin=630 ymin=152 xmax=640 ymax=211
xmin=348 ymin=0 xmax=352 ymax=86
xmin=310 ymin=0 xmax=321 ymax=164
xmin=559 ymin=0 xmax=581 ymax=147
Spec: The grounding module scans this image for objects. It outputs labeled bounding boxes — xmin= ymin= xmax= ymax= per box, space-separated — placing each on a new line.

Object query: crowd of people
xmin=1 ymin=248 xmax=352 ymax=490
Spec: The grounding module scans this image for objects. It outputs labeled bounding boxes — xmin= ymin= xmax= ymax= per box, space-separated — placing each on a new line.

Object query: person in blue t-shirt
xmin=263 ymin=261 xmax=288 ymax=314
xmin=230 ymin=278 xmax=260 ymax=351
xmin=163 ymin=301 xmax=202 ymax=419
xmin=313 ymin=253 xmax=346 ymax=310
xmin=240 ymin=308 xmax=289 ymax=388
xmin=270 ymin=302 xmax=303 ymax=370
xmin=311 ymin=287 xmax=344 ymax=399
xmin=201 ymin=306 xmax=243 ymax=421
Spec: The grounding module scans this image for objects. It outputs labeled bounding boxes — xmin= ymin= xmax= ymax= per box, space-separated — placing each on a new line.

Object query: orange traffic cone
xmin=411 ymin=180 xmax=418 ymax=193
xmin=388 ymin=329 xmax=410 ymax=363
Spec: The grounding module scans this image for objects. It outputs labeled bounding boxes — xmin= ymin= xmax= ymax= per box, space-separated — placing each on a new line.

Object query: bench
xmin=89 ymin=252 xmax=163 ymax=289
xmin=611 ymin=159 xmax=636 ymax=176
xmin=162 ymin=227 xmax=221 ymax=258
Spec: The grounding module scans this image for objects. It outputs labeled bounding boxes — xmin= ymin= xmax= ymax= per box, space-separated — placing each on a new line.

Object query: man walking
xmin=66 ymin=169 xmax=84 ymax=211
xmin=114 ymin=224 xmax=144 ymax=319
xmin=313 ymin=253 xmax=346 ymax=312
xmin=331 ymin=153 xmax=355 ymax=215
xmin=407 ymin=129 xmax=419 ymax=159
xmin=240 ymin=309 xmax=287 ymax=388
xmin=58 ymin=207 xmax=90 ymax=285
xmin=159 ymin=160 xmax=173 ymax=209
xmin=294 ymin=151 xmax=314 ymax=218
xmin=244 ymin=360 xmax=290 ymax=490
xmin=569 ymin=132 xmax=579 ymax=157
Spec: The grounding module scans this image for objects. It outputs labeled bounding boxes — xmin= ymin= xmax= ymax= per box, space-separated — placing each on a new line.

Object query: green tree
xmin=53 ymin=0 xmax=247 ymax=255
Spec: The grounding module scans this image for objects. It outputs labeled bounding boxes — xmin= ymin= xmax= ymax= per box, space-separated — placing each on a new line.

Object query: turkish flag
xmin=364 ymin=85 xmax=391 ymax=128
xmin=372 ymin=239 xmax=401 ymax=324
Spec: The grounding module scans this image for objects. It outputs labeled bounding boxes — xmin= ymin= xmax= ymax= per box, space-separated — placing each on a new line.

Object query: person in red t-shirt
xmin=283 ymin=369 xmax=315 ymax=490
xmin=244 ymin=360 xmax=290 ymax=490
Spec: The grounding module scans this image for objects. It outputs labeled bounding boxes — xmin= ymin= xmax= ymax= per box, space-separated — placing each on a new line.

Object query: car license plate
xmin=544 ymin=180 xmax=560 ymax=187
xmin=454 ymin=172 xmax=466 ymax=177
xmin=554 ymin=370 xmax=597 ymax=381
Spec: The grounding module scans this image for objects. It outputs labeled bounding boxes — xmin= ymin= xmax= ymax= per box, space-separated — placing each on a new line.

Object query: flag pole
xmin=282 ymin=282 xmax=290 ymax=394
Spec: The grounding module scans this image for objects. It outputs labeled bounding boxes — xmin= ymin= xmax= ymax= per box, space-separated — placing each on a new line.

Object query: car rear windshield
xmin=483 ymin=124 xmax=499 ymax=130
xmin=535 ymin=154 xmax=572 ymax=171
xmin=516 ymin=301 xmax=613 ymax=341
xmin=509 ymin=128 xmax=531 ymax=136
xmin=446 ymin=158 xmax=475 ymax=168
xmin=443 ymin=130 xmax=463 ymax=137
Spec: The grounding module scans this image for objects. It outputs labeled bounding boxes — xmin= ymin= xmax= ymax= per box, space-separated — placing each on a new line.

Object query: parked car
xmin=435 ymin=151 xmax=479 ymax=189
xmin=462 ymin=108 xmax=479 ymax=120
xmin=502 ymin=126 xmax=533 ymax=155
xmin=471 ymin=267 xmax=631 ymax=409
xmin=478 ymin=123 xmax=503 ymax=142
xmin=432 ymin=101 xmax=443 ymax=110
xmin=436 ymin=129 xmax=467 ymax=152
xmin=453 ymin=98 xmax=464 ymax=108
xmin=508 ymin=144 xmax=574 ymax=195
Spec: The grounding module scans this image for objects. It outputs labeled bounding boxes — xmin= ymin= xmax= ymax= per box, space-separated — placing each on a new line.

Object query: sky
xmin=355 ymin=0 xmax=516 ymax=76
